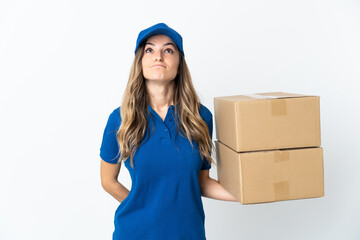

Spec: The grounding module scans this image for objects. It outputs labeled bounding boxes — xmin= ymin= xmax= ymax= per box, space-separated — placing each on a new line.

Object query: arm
xmin=198 ymin=170 xmax=237 ymax=202
xmin=198 ymin=106 xmax=236 ymax=201
xmin=100 ymin=159 xmax=130 ymax=203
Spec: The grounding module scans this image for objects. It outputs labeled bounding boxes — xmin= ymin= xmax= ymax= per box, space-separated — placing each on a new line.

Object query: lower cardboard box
xmin=215 ymin=141 xmax=324 ymax=204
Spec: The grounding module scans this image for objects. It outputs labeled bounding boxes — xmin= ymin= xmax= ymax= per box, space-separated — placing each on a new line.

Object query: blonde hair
xmin=117 ymin=44 xmax=214 ymax=169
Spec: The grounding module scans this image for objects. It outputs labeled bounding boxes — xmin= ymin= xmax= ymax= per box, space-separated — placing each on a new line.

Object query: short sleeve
xmin=199 ymin=105 xmax=213 ymax=170
xmin=100 ymin=107 xmax=122 ymax=164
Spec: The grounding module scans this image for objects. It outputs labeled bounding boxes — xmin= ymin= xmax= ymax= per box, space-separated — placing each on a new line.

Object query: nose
xmin=154 ymin=51 xmax=163 ymax=61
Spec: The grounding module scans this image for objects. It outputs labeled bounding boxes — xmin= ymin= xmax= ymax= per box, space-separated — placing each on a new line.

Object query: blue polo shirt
xmin=100 ymin=104 xmax=213 ymax=240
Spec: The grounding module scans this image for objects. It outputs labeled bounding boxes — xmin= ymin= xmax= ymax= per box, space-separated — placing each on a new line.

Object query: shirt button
xmin=165 ymin=129 xmax=168 ymax=132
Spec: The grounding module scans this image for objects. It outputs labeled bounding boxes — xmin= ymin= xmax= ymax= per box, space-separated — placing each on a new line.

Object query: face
xmin=141 ymin=34 xmax=180 ymax=83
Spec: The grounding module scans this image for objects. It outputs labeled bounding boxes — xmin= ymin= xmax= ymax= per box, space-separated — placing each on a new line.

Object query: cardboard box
xmin=215 ymin=141 xmax=324 ymax=204
xmin=214 ymin=92 xmax=321 ymax=152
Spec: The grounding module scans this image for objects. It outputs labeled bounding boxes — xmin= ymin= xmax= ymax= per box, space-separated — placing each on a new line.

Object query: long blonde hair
xmin=117 ymin=44 xmax=214 ymax=168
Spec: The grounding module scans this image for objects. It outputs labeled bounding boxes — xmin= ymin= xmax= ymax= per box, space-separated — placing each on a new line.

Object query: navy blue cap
xmin=135 ymin=23 xmax=184 ymax=55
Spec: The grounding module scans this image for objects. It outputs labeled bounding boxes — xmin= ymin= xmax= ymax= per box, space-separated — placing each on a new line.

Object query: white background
xmin=1 ymin=0 xmax=359 ymax=239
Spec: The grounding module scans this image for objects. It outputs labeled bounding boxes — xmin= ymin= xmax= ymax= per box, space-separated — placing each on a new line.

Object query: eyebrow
xmin=145 ymin=42 xmax=176 ymax=48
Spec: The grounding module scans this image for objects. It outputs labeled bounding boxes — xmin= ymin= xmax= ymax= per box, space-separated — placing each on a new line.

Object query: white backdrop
xmin=1 ymin=0 xmax=359 ymax=239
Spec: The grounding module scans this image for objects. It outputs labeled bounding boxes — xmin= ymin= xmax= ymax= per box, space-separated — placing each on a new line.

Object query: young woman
xmin=100 ymin=23 xmax=236 ymax=240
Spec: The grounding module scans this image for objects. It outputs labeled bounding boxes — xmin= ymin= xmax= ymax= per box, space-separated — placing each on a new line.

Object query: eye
xmin=164 ymin=48 xmax=174 ymax=54
xmin=145 ymin=48 xmax=153 ymax=53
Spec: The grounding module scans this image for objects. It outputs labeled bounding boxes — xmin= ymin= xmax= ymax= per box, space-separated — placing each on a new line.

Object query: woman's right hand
xmin=100 ymin=159 xmax=130 ymax=203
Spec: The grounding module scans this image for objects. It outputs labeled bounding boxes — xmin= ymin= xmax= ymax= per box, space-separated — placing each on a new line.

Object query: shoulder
xmin=199 ymin=104 xmax=212 ymax=123
xmin=106 ymin=106 xmax=122 ymax=129
xmin=110 ymin=106 xmax=121 ymax=120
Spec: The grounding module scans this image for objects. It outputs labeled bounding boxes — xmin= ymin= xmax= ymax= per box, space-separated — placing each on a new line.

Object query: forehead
xmin=145 ymin=34 xmax=175 ymax=45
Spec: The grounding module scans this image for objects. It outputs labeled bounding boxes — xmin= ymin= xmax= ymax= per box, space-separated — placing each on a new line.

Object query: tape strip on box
xmin=242 ymin=94 xmax=283 ymax=99
xmin=274 ymin=151 xmax=290 ymax=201
xmin=242 ymin=94 xmax=287 ymax=116
xmin=271 ymin=99 xmax=287 ymax=116
xmin=274 ymin=151 xmax=290 ymax=162
xmin=274 ymin=181 xmax=290 ymax=201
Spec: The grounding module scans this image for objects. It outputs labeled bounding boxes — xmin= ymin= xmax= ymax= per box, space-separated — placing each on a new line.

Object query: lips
xmin=151 ymin=64 xmax=166 ymax=68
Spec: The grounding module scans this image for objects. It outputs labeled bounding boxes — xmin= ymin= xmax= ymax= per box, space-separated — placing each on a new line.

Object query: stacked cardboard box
xmin=214 ymin=92 xmax=324 ymax=204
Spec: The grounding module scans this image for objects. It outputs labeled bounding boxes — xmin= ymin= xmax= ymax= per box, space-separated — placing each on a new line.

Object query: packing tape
xmin=274 ymin=181 xmax=290 ymax=201
xmin=242 ymin=94 xmax=281 ymax=99
xmin=242 ymin=93 xmax=287 ymax=115
xmin=274 ymin=151 xmax=290 ymax=163
xmin=271 ymin=99 xmax=287 ymax=116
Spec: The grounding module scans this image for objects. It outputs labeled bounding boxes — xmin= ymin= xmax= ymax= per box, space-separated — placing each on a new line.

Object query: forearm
xmin=200 ymin=177 xmax=237 ymax=202
xmin=102 ymin=181 xmax=130 ymax=203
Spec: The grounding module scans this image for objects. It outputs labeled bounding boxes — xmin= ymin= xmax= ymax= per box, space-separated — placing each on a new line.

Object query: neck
xmin=145 ymin=79 xmax=175 ymax=111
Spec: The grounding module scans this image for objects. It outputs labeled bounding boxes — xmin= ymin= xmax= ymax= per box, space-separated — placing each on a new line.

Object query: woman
xmin=100 ymin=23 xmax=236 ymax=240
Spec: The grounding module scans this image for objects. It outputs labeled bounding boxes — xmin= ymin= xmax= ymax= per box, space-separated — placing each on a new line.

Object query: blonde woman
xmin=100 ymin=23 xmax=236 ymax=240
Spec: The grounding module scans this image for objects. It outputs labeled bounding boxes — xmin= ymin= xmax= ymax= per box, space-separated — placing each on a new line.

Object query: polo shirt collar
xmin=147 ymin=104 xmax=178 ymax=121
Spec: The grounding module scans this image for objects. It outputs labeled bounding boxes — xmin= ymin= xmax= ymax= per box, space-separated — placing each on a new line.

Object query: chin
xmin=145 ymin=75 xmax=176 ymax=82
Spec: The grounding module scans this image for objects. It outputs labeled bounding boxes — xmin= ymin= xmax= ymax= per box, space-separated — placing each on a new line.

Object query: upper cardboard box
xmin=214 ymin=92 xmax=321 ymax=152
